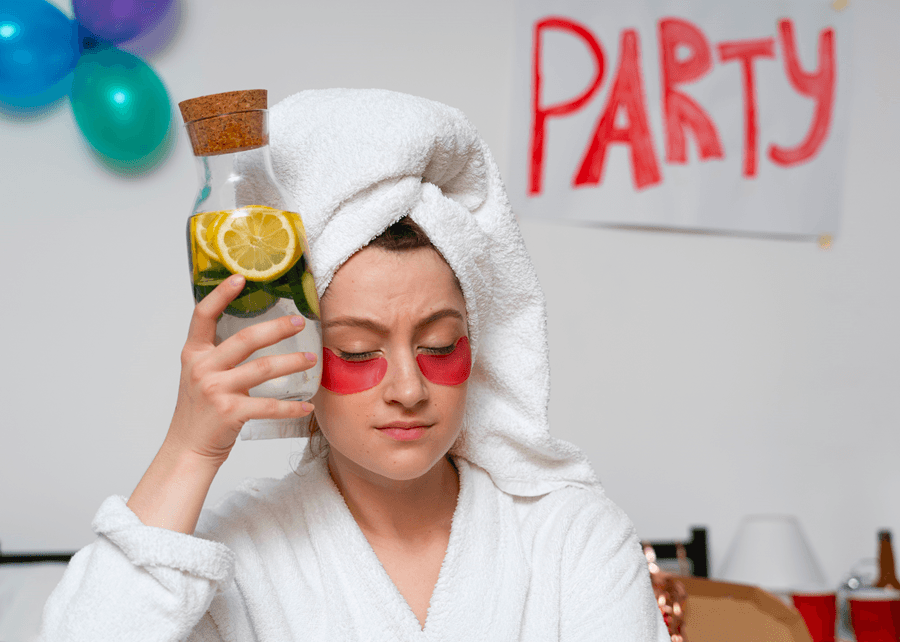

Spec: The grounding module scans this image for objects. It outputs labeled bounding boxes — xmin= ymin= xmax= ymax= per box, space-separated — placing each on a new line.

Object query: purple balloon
xmin=73 ymin=0 xmax=172 ymax=44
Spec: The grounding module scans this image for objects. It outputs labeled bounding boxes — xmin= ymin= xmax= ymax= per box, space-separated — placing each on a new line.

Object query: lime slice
xmin=301 ymin=271 xmax=320 ymax=318
xmin=226 ymin=287 xmax=278 ymax=318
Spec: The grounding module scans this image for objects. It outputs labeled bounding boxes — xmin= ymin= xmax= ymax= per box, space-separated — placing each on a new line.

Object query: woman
xmin=40 ymin=89 xmax=668 ymax=641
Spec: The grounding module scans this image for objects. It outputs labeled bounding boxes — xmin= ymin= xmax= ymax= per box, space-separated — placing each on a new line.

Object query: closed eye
xmin=337 ymin=350 xmax=380 ymax=362
xmin=420 ymin=343 xmax=457 ymax=356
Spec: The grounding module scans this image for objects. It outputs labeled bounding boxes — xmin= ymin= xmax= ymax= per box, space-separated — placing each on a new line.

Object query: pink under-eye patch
xmin=321 ymin=349 xmax=388 ymax=394
xmin=416 ymin=336 xmax=471 ymax=386
xmin=321 ymin=336 xmax=472 ymax=395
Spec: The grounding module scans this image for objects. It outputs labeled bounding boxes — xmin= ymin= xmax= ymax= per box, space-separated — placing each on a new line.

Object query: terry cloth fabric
xmin=39 ymin=454 xmax=669 ymax=641
xmin=241 ymin=88 xmax=596 ymax=497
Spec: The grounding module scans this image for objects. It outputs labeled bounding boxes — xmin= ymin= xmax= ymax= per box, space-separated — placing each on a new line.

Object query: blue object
xmin=70 ymin=46 xmax=170 ymax=161
xmin=0 ymin=0 xmax=79 ymax=97
xmin=73 ymin=0 xmax=172 ymax=44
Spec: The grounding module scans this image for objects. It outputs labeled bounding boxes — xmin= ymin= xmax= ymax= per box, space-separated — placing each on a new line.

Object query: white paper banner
xmin=508 ymin=0 xmax=852 ymax=237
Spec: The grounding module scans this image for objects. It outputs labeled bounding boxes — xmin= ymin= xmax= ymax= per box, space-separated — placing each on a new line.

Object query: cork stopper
xmin=178 ymin=89 xmax=268 ymax=156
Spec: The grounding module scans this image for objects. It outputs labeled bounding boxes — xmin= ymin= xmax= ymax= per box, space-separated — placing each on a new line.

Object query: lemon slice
xmin=287 ymin=211 xmax=307 ymax=242
xmin=212 ymin=206 xmax=298 ymax=282
xmin=285 ymin=211 xmax=308 ymax=265
xmin=192 ymin=248 xmax=224 ymax=275
xmin=191 ymin=211 xmax=224 ymax=261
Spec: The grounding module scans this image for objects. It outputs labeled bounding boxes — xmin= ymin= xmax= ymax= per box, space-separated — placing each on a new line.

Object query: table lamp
xmin=718 ymin=514 xmax=828 ymax=595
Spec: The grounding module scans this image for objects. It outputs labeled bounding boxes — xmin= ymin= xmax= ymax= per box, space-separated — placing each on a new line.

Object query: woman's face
xmin=311 ymin=245 xmax=469 ymax=486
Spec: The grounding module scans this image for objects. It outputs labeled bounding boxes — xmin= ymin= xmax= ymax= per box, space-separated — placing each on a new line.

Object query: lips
xmin=376 ymin=422 xmax=430 ymax=441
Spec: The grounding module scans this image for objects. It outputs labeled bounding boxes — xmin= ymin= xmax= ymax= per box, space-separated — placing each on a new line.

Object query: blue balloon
xmin=70 ymin=46 xmax=171 ymax=161
xmin=0 ymin=0 xmax=80 ymax=97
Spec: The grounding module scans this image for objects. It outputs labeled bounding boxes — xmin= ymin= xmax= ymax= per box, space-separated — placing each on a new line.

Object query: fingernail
xmin=291 ymin=316 xmax=305 ymax=326
xmin=230 ymin=275 xmax=245 ymax=287
xmin=303 ymin=352 xmax=317 ymax=362
xmin=301 ymin=402 xmax=314 ymax=412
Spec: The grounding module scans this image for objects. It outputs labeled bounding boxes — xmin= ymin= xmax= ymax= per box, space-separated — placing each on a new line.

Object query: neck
xmin=327 ymin=452 xmax=459 ymax=543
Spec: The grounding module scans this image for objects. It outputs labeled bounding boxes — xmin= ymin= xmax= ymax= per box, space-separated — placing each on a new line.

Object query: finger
xmin=238 ymin=397 xmax=315 ymax=423
xmin=208 ymin=314 xmax=307 ymax=370
xmin=186 ymin=275 xmax=246 ymax=345
xmin=226 ymin=351 xmax=318 ymax=393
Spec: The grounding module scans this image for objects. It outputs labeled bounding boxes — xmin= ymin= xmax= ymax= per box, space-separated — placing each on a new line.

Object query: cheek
xmin=321 ymin=349 xmax=388 ymax=394
xmin=416 ymin=337 xmax=471 ymax=386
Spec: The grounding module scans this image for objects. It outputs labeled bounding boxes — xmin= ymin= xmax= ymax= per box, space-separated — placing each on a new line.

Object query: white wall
xmin=2 ymin=0 xmax=897 ymax=589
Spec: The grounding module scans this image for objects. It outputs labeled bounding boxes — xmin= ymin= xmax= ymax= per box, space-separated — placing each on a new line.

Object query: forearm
xmin=127 ymin=440 xmax=222 ymax=535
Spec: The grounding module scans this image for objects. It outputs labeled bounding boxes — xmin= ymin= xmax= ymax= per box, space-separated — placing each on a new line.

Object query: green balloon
xmin=70 ymin=47 xmax=171 ymax=161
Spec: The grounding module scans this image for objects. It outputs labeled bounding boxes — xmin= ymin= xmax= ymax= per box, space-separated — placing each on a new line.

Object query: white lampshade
xmin=718 ymin=515 xmax=827 ymax=594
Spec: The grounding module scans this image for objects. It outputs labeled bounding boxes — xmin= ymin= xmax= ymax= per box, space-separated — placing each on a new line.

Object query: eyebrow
xmin=322 ymin=308 xmax=466 ymax=334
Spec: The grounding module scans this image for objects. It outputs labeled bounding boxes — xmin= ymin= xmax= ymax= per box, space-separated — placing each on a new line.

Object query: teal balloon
xmin=0 ymin=0 xmax=80 ymax=97
xmin=70 ymin=47 xmax=170 ymax=161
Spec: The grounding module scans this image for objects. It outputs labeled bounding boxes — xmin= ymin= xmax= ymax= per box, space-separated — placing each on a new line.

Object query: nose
xmin=382 ymin=349 xmax=429 ymax=408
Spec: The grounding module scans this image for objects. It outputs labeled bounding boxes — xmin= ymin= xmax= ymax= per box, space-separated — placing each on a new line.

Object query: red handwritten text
xmin=528 ymin=18 xmax=837 ymax=194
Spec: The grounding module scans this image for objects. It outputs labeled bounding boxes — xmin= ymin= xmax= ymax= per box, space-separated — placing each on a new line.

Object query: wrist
xmin=127 ymin=440 xmax=223 ymax=534
xmin=159 ymin=436 xmax=229 ymax=474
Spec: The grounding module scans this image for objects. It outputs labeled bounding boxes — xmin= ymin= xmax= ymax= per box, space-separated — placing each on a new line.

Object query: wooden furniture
xmin=678 ymin=576 xmax=814 ymax=642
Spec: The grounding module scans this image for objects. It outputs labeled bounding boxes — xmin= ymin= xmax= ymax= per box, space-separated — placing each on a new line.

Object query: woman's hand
xmin=127 ymin=275 xmax=316 ymax=534
xmin=166 ymin=274 xmax=317 ymax=466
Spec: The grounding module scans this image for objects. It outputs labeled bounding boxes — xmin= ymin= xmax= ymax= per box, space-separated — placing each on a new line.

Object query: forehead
xmin=322 ymin=246 xmax=466 ymax=321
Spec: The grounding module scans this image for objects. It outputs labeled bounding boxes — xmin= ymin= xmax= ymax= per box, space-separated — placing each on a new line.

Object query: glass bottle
xmin=875 ymin=530 xmax=900 ymax=590
xmin=178 ymin=89 xmax=322 ymax=407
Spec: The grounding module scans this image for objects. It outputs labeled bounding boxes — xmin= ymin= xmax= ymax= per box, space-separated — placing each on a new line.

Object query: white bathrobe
xmin=38 ymin=89 xmax=669 ymax=641
xmin=40 ymin=455 xmax=667 ymax=641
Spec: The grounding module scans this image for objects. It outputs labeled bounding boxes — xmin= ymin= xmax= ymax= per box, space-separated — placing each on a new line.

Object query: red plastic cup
xmin=850 ymin=596 xmax=900 ymax=642
xmin=792 ymin=593 xmax=837 ymax=642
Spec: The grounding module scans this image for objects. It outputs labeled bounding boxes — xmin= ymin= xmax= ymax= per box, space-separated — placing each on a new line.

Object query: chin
xmin=330 ymin=432 xmax=460 ymax=485
xmin=378 ymin=444 xmax=455 ymax=479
